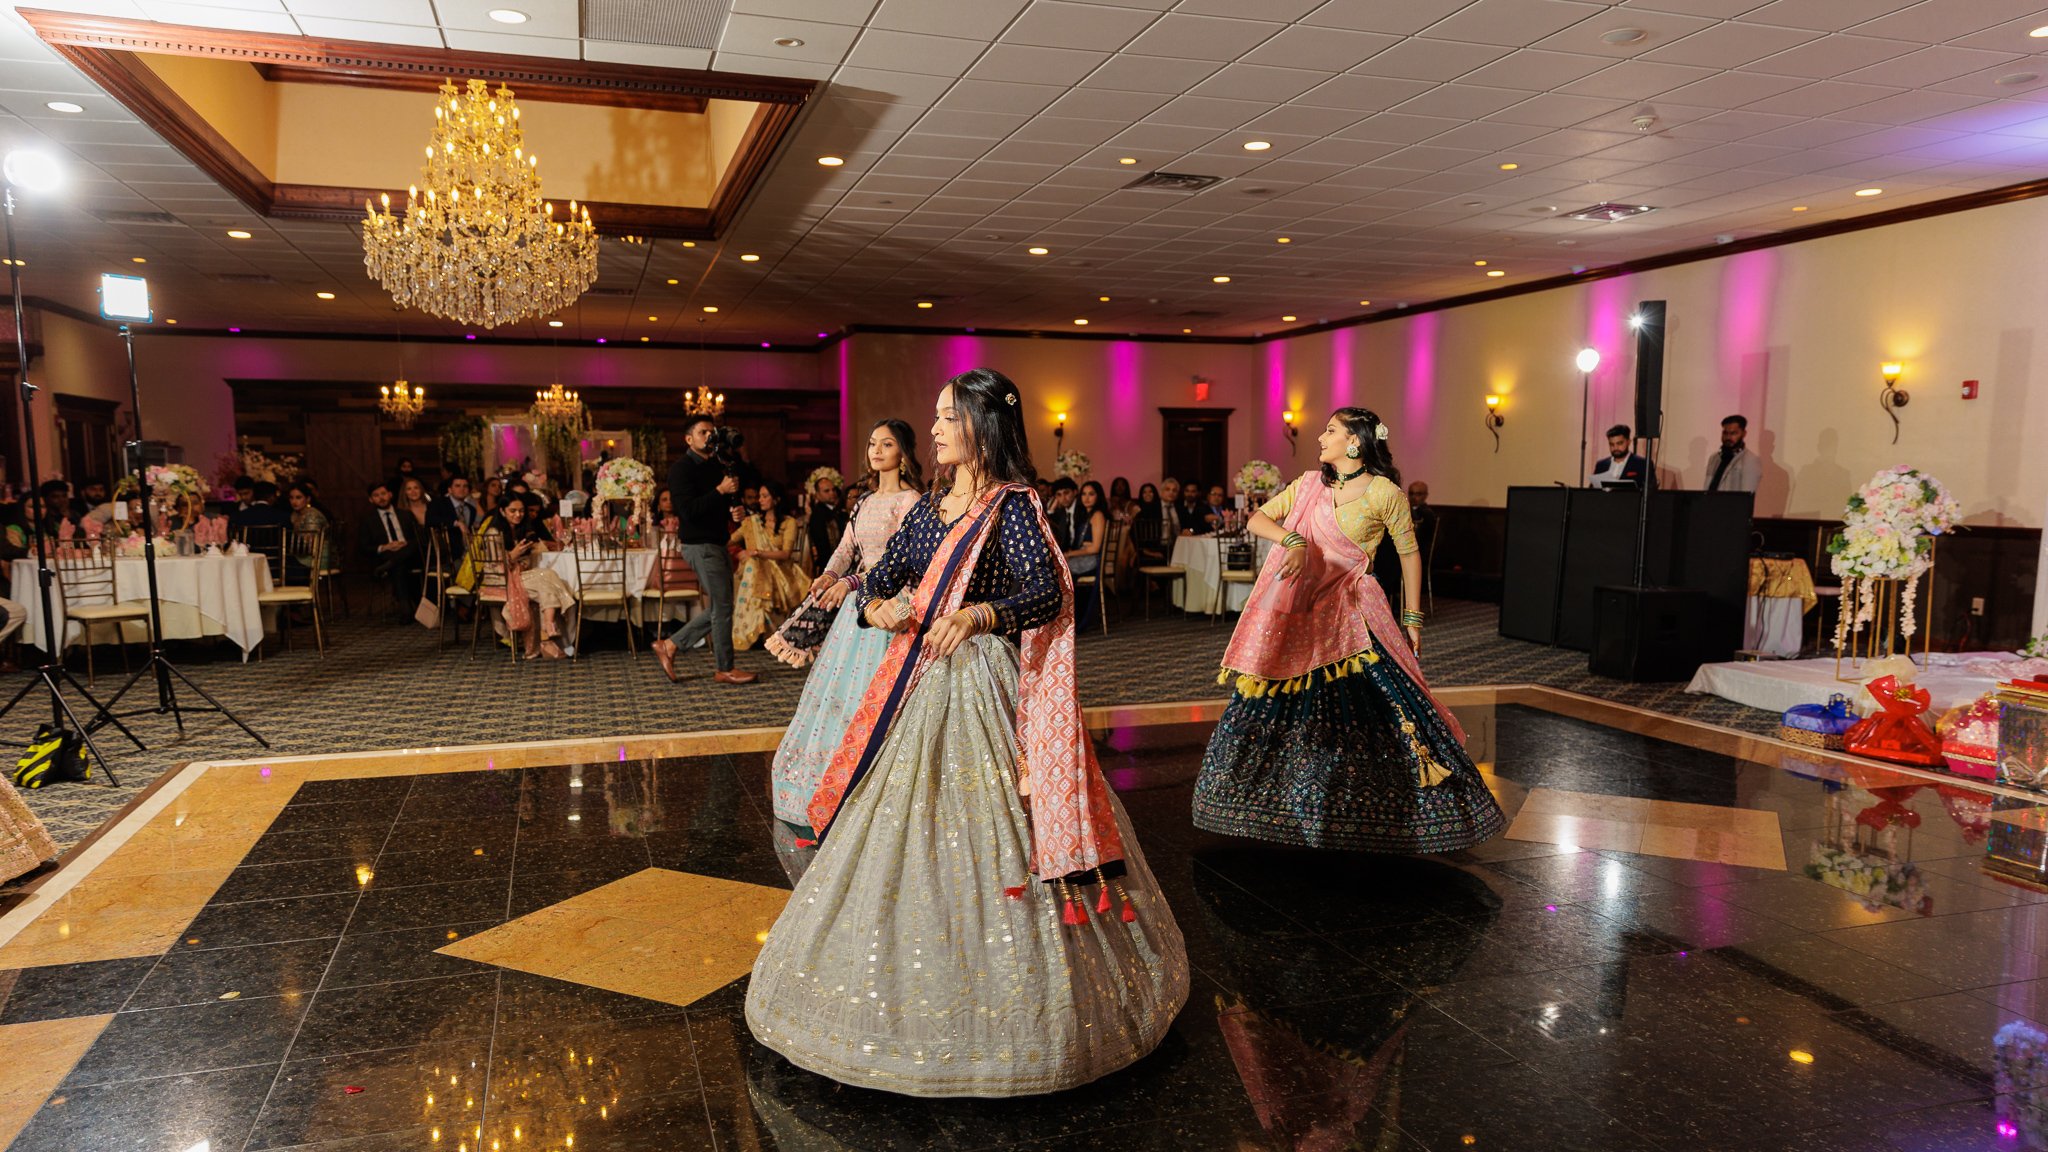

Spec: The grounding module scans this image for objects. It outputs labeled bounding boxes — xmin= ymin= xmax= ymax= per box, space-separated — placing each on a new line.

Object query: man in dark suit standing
xmin=359 ymin=481 xmax=421 ymax=614
xmin=1589 ymin=425 xmax=1651 ymax=489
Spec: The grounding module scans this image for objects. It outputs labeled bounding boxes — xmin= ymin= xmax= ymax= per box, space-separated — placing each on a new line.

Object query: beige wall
xmin=31 ymin=312 xmax=135 ymax=480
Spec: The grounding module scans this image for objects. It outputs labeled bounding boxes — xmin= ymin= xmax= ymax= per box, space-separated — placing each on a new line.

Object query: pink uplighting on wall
xmin=941 ymin=335 xmax=981 ymax=380
xmin=1330 ymin=328 xmax=1355 ymax=410
xmin=1404 ymin=312 xmax=1439 ymax=428
xmin=1719 ymin=249 xmax=1778 ymax=413
xmin=1265 ymin=341 xmax=1288 ymax=451
xmin=1106 ymin=341 xmax=1142 ymax=444
xmin=1586 ymin=277 xmax=1635 ymax=427
xmin=836 ymin=340 xmax=852 ymax=472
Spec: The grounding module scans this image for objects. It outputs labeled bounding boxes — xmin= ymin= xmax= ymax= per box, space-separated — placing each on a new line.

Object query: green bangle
xmin=1281 ymin=531 xmax=1307 ymax=550
xmin=1401 ymin=609 xmax=1425 ymax=627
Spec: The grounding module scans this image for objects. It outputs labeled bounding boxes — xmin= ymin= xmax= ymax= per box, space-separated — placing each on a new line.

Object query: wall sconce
xmin=1281 ymin=410 xmax=1299 ymax=455
xmin=1879 ymin=361 xmax=1907 ymax=444
xmin=1054 ymin=411 xmax=1067 ymax=452
xmin=1483 ymin=394 xmax=1504 ymax=453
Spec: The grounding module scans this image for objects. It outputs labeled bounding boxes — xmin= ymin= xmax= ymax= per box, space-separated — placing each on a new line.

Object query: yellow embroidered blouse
xmin=1259 ymin=474 xmax=1418 ymax=558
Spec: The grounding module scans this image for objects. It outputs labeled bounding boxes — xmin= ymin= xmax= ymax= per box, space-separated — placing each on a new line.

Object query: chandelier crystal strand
xmin=362 ymin=78 xmax=598 ymax=329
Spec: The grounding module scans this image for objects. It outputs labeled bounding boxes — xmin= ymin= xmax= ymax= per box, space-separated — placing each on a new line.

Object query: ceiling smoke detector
xmin=1632 ymin=114 xmax=1658 ymax=131
xmin=1122 ymin=171 xmax=1225 ymax=193
xmin=1562 ymin=202 xmax=1658 ymax=222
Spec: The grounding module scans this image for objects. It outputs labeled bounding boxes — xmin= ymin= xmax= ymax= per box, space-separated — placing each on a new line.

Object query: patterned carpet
xmin=0 ymin=590 xmax=1781 ymax=850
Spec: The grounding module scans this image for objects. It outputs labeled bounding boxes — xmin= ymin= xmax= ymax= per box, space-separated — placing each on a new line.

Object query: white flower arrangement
xmin=1234 ymin=459 xmax=1285 ymax=498
xmin=147 ymin=464 xmax=206 ymax=501
xmin=1055 ymin=451 xmax=1091 ymax=481
xmin=595 ymin=457 xmax=655 ymax=502
xmin=1998 ymin=1020 xmax=2048 ymax=1147
xmin=1829 ymin=467 xmax=1961 ymax=651
xmin=806 ymin=466 xmax=844 ymax=493
xmin=1804 ymin=843 xmax=1931 ymax=914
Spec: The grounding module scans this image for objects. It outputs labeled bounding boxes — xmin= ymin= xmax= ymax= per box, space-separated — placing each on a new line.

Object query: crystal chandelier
xmin=683 ymin=384 xmax=725 ymax=418
xmin=530 ymin=381 xmax=583 ymax=428
xmin=361 ymin=78 xmax=599 ymax=329
xmin=379 ymin=379 xmax=425 ymax=428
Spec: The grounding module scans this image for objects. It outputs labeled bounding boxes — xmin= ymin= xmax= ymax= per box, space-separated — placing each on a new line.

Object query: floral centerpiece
xmin=806 ymin=466 xmax=844 ymax=494
xmin=595 ymin=456 xmax=655 ymax=536
xmin=1054 ymin=451 xmax=1091 ymax=481
xmin=1828 ymin=467 xmax=1962 ymax=652
xmin=140 ymin=463 xmax=207 ymax=532
xmin=1234 ymin=459 xmax=1285 ymax=501
xmin=211 ymin=439 xmax=303 ymax=494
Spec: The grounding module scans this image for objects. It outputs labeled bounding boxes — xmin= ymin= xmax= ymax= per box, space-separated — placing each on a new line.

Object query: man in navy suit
xmin=1589 ymin=425 xmax=1650 ymax=489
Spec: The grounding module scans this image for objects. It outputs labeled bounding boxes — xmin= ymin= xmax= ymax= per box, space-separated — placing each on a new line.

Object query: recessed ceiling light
xmin=1486 ymin=269 xmax=1506 ymax=277
xmin=226 ymin=229 xmax=251 ymax=239
xmin=1118 ymin=157 xmax=1137 ymax=165
xmin=702 ymin=305 xmax=719 ymax=313
xmin=666 ymin=279 xmax=679 ymax=285
xmin=1212 ymin=275 xmax=1231 ymax=283
xmin=1073 ymin=318 xmax=1088 ymax=325
xmin=1242 ymin=140 xmax=1271 ymax=151
xmin=1181 ymin=328 xmax=1192 ymax=334
xmin=165 ymin=318 xmax=176 ymax=324
xmin=681 ymin=241 xmax=696 ymax=248
xmin=773 ymin=36 xmax=805 ymax=47
xmin=44 ymin=101 xmax=82 ymax=114
xmin=1276 ymin=237 xmax=1291 ymax=244
xmin=1281 ymin=315 xmax=1297 ymax=322
xmin=1601 ymin=28 xmax=1646 ymax=44
xmin=1792 ymin=205 xmax=1808 ymax=212
xmin=1474 ymin=260 xmax=1488 ymax=266
xmin=2031 ymin=24 xmax=2048 ymax=37
xmin=817 ymin=155 xmax=844 ymax=166
xmin=1358 ymin=300 xmax=1371 ymax=306
xmin=916 ymin=301 xmax=933 ymax=309
xmin=548 ymin=320 xmax=563 ymax=327
xmin=1998 ymin=72 xmax=2040 ymax=86
xmin=1498 ymin=162 xmax=1519 ymax=170
xmin=130 ymin=257 xmax=146 ymax=264
xmin=646 ymin=315 xmax=658 ymax=321
xmin=1855 ymin=187 xmax=1883 ymax=196
xmin=1098 ymin=295 xmax=1110 ymax=302
xmin=488 ymin=9 xmax=528 ymax=24
xmin=316 ymin=291 xmax=335 ymax=300
xmin=641 ymin=336 xmax=650 ymax=342
xmin=740 ymin=253 xmax=760 ymax=262
xmin=1028 ymin=246 xmax=1049 ymax=255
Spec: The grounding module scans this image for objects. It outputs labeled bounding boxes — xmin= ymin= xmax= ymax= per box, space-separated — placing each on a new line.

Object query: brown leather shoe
xmin=713 ymin=669 xmax=759 ymax=685
xmin=651 ymin=639 xmax=679 ymax=683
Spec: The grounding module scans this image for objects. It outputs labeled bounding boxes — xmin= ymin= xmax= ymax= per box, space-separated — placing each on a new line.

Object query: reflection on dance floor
xmin=0 ymin=698 xmax=2044 ymax=1150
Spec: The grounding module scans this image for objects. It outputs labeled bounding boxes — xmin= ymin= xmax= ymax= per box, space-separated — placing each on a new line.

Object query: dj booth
xmin=1500 ymin=487 xmax=1753 ymax=679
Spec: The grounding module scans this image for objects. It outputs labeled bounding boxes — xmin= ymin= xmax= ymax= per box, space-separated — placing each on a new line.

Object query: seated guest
xmin=427 ymin=475 xmax=480 ymax=561
xmin=359 ymin=481 xmax=421 ymax=613
xmin=1177 ymin=480 xmax=1206 ymax=530
xmin=74 ymin=477 xmax=107 ymax=521
xmin=395 ymin=457 xmax=418 ymax=486
xmin=1158 ymin=477 xmax=1188 ymax=539
xmin=230 ymin=480 xmax=292 ymax=533
xmin=1408 ymin=480 xmax=1439 ymax=559
xmin=1067 ymin=480 xmax=1110 ymax=630
xmin=731 ymin=481 xmax=806 ymax=650
xmin=1032 ymin=477 xmax=1053 ymax=504
xmin=480 ymin=476 xmax=504 ymax=517
xmin=1108 ymin=476 xmax=1135 ymax=522
xmin=1203 ymin=484 xmax=1232 ymax=532
xmin=1046 ymin=477 xmax=1081 ymax=548
xmin=285 ymin=482 xmax=331 ymax=580
xmin=805 ymin=473 xmax=846 ymax=575
xmin=1590 ymin=425 xmax=1649 ymax=489
xmin=494 ymin=494 xmax=574 ymax=659
xmin=231 ymin=475 xmax=255 ymax=514
xmin=36 ymin=481 xmax=75 ymax=536
xmin=1704 ymin=413 xmax=1761 ymax=493
xmin=1130 ymin=483 xmax=1169 ymax=564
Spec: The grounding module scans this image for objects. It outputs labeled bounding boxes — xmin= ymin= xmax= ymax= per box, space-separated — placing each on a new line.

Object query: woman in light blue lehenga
xmin=764 ymin=420 xmax=923 ymax=834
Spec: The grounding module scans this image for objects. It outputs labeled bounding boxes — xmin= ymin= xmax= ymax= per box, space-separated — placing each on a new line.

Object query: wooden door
xmin=1160 ymin=407 xmax=1231 ymax=492
xmin=305 ymin=412 xmax=382 ymax=569
xmin=55 ymin=395 xmax=120 ymax=489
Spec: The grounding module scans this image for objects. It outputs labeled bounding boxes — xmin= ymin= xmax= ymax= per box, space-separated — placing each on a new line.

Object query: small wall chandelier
xmin=531 ymin=381 xmax=583 ymax=428
xmin=683 ymin=384 xmax=725 ymax=418
xmin=380 ymin=379 xmax=425 ymax=428
xmin=362 ymin=78 xmax=599 ymax=329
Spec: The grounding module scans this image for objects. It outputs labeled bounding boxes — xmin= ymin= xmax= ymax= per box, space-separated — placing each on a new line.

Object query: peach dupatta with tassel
xmin=805 ymin=485 xmax=1127 ymax=881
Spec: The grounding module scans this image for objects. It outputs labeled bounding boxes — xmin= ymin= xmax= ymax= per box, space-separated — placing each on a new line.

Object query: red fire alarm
xmin=1193 ymin=376 xmax=1211 ymax=402
xmin=1962 ymin=379 xmax=1979 ymax=400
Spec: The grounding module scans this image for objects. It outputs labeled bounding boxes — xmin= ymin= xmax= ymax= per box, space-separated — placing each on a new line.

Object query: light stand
xmin=94 ymin=276 xmax=267 ymax=748
xmin=1575 ymin=347 xmax=1599 ymax=489
xmin=0 ymin=155 xmax=139 ymax=781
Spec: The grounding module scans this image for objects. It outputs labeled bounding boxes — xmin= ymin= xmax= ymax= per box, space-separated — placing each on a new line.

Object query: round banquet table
xmin=1745 ymin=556 xmax=1817 ymax=659
xmin=10 ymin=553 xmax=273 ymax=659
xmin=533 ymin=547 xmax=662 ymax=623
xmin=1168 ymin=534 xmax=1275 ymax=614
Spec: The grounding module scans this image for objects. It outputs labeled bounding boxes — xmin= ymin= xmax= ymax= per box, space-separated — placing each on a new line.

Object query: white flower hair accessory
xmin=1375 ymin=423 xmax=1390 ymax=441
xmin=1004 ymin=391 xmax=1018 ymax=405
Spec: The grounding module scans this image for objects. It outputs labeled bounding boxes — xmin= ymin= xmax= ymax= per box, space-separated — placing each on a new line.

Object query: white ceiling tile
xmin=1294 ymin=72 xmax=1433 ymax=112
xmin=1304 ymin=0 xmax=1480 ymax=36
xmin=580 ymin=40 xmax=712 ymax=69
xmin=1741 ymin=79 xmax=1906 ymax=115
xmin=1458 ymin=48 xmax=1613 ymax=89
xmin=134 ymin=1 xmax=299 ymax=32
xmin=1530 ymin=7 xmax=1716 ymax=54
xmin=843 ymin=28 xmax=986 ymax=75
xmin=1001 ymin=0 xmax=1156 ymax=51
xmin=1426 ymin=0 xmax=1605 ymax=47
xmin=1240 ymin=103 xmax=1369 ymax=135
xmin=1645 ymin=21 xmax=1819 ymax=68
xmin=433 ymin=0 xmax=577 ymax=38
xmin=1394 ymin=83 xmax=1530 ymax=119
xmin=1334 ymin=111 xmax=1464 ymax=144
xmin=712 ymin=51 xmax=839 ymax=80
xmin=732 ymin=0 xmax=882 ymax=27
xmin=1013 ymin=116 xmax=1126 ymax=145
xmin=1240 ymin=24 xmax=1397 ymax=71
xmin=1560 ymin=58 xmax=1721 ymax=99
xmin=1078 ymin=53 xmax=1224 ymax=92
xmin=831 ymin=66 xmax=956 ymax=105
xmin=1044 ymin=87 xmax=1170 ymax=120
xmin=1653 ymin=69 xmax=1812 ymax=107
xmin=1743 ymin=33 xmax=1920 ymax=79
xmin=1188 ymin=64 xmax=1327 ymax=103
xmin=932 ymin=78 xmax=1064 ymax=116
xmin=283 ymin=0 xmax=434 ymax=21
xmin=967 ymin=44 xmax=1108 ymax=85
xmin=1739 ymin=0 xmax=1922 ymax=31
xmin=435 ymin=29 xmax=577 ymax=58
xmin=1355 ymin=36 xmax=1510 ymax=81
xmin=1827 ymin=87 xmax=1988 ymax=125
xmin=1123 ymin=13 xmax=1284 ymax=61
xmin=291 ymin=15 xmax=443 ymax=45
xmin=869 ymin=0 xmax=1028 ymax=39
xmin=1836 ymin=45 xmax=2021 ymax=87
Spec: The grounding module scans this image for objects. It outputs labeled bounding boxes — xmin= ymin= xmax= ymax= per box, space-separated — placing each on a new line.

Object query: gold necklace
xmin=1333 ymin=465 xmax=1369 ymax=490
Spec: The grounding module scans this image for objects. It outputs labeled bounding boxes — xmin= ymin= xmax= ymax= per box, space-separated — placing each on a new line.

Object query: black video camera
xmin=709 ymin=425 xmax=746 ymax=469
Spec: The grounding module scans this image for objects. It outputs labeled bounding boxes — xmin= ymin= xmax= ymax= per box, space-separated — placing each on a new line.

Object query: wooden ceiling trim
xmin=251 ymin=64 xmax=705 ymax=114
xmin=269 ymin=184 xmax=715 ymax=239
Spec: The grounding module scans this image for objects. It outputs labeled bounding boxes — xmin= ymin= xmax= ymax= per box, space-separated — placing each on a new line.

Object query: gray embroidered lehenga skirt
xmin=744 ymin=634 xmax=1190 ymax=1097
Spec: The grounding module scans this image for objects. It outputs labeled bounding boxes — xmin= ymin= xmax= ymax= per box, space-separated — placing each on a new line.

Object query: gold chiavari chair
xmin=1070 ymin=517 xmax=1120 ymax=636
xmin=569 ymin=531 xmax=636 ymax=658
xmin=467 ymin=530 xmax=516 ymax=664
xmin=1132 ymin=515 xmax=1187 ymax=619
xmin=52 ymin=542 xmax=148 ymax=684
xmin=649 ymin=530 xmax=708 ymax=635
xmin=255 ymin=527 xmax=326 ymax=656
xmin=1212 ymin=529 xmax=1259 ymax=624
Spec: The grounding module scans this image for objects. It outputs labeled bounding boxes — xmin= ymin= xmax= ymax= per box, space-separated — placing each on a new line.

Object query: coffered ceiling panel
xmin=1 ymin=0 xmax=2048 ymax=349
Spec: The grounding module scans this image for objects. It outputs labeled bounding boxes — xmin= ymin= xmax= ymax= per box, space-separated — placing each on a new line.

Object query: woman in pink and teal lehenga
xmin=1193 ymin=407 xmax=1504 ymax=853
xmin=745 ymin=368 xmax=1187 ymax=1098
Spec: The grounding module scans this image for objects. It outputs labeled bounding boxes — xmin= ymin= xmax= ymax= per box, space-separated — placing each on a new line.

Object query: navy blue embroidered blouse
xmin=857 ymin=491 xmax=1064 ymax=634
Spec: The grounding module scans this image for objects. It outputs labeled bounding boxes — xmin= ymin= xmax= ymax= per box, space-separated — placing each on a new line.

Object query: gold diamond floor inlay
xmin=437 ymin=867 xmax=790 ymax=1007
xmin=1504 ymin=788 xmax=1789 ymax=871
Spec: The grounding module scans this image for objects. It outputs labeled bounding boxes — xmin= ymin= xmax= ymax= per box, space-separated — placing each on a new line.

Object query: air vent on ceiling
xmin=1123 ymin=171 xmax=1223 ymax=193
xmin=1561 ymin=202 xmax=1658 ymax=222
xmin=210 ymin=273 xmax=278 ymax=285
xmin=581 ymin=0 xmax=726 ymax=49
xmin=92 ymin=209 xmax=180 ymax=227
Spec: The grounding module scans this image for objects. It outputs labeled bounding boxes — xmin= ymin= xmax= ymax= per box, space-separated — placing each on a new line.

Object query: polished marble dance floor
xmin=0 ymin=692 xmax=2043 ymax=1151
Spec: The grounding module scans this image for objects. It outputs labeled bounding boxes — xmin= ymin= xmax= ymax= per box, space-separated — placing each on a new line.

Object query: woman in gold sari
xmin=732 ymin=481 xmax=807 ymax=649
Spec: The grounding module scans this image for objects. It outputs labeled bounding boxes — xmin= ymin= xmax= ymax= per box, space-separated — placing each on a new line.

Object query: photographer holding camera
xmin=652 ymin=415 xmax=757 ymax=684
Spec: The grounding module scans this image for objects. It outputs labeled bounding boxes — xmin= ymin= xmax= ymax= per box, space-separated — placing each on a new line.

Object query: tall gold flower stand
xmin=1834 ymin=559 xmax=1935 ymax=684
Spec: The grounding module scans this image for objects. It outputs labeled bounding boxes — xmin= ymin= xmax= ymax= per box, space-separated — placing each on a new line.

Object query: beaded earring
xmin=1346 ymin=443 xmax=1361 ymax=459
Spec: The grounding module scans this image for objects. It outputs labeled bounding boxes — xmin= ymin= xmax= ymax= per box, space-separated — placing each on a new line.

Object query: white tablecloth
xmin=535 ymin=547 xmax=662 ymax=623
xmin=1168 ymin=534 xmax=1274 ymax=614
xmin=1744 ymin=596 xmax=1806 ymax=659
xmin=1686 ymin=651 xmax=2024 ymax=716
xmin=11 ymin=553 xmax=273 ymax=656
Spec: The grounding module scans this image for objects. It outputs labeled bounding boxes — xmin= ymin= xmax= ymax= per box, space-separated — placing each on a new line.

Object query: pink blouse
xmin=823 ymin=489 xmax=920 ymax=587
